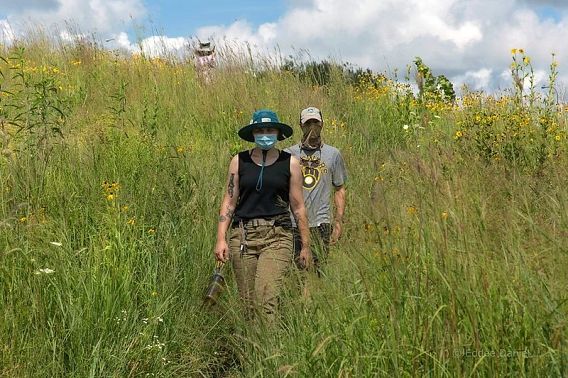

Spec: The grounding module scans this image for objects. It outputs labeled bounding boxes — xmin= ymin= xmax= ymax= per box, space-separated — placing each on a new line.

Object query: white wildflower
xmin=34 ymin=268 xmax=55 ymax=275
xmin=144 ymin=338 xmax=165 ymax=350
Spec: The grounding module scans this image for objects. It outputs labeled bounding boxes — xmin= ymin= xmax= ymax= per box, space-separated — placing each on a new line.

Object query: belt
xmin=239 ymin=218 xmax=276 ymax=228
xmin=233 ymin=215 xmax=293 ymax=229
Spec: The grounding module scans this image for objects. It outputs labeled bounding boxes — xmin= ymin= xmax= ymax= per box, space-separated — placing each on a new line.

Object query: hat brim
xmin=238 ymin=122 xmax=294 ymax=142
xmin=301 ymin=115 xmax=323 ymax=124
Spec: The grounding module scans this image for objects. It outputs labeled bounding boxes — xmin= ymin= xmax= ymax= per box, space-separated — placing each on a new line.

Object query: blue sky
xmin=1 ymin=0 xmax=567 ymax=93
xmin=142 ymin=0 xmax=286 ymax=37
xmin=535 ymin=5 xmax=562 ymax=22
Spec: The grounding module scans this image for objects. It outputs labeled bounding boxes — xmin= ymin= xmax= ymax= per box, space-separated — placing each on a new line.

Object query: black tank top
xmin=234 ymin=150 xmax=291 ymax=220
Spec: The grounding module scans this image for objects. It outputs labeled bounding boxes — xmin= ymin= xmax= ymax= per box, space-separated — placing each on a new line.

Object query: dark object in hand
xmin=203 ymin=262 xmax=226 ymax=306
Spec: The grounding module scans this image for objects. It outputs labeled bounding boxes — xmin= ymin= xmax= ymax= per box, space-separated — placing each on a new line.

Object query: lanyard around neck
xmin=255 ymin=149 xmax=268 ymax=192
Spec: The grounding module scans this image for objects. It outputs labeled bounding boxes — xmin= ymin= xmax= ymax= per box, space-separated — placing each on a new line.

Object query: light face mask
xmin=301 ymin=123 xmax=323 ymax=150
xmin=254 ymin=134 xmax=278 ymax=150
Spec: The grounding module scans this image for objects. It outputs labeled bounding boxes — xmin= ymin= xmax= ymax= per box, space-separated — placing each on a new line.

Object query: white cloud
xmin=59 ymin=29 xmax=86 ymax=43
xmin=520 ymin=0 xmax=568 ymax=7
xmin=453 ymin=68 xmax=493 ymax=91
xmin=107 ymin=32 xmax=191 ymax=58
xmin=1 ymin=0 xmax=59 ymax=13
xmin=2 ymin=0 xmax=567 ymax=93
xmin=138 ymin=35 xmax=189 ymax=58
xmin=197 ymin=20 xmax=266 ymax=47
xmin=2 ymin=0 xmax=146 ymax=36
xmin=115 ymin=31 xmax=133 ymax=50
xmin=0 ymin=20 xmax=15 ymax=45
xmin=194 ymin=0 xmax=567 ymax=92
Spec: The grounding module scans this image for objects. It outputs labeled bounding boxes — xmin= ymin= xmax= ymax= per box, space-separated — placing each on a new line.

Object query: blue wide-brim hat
xmin=238 ymin=109 xmax=294 ymax=142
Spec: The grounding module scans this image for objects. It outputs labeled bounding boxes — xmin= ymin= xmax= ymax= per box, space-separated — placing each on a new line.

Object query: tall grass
xmin=0 ymin=36 xmax=566 ymax=377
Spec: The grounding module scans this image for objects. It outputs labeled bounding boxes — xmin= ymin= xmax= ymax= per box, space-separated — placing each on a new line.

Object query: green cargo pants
xmin=229 ymin=224 xmax=293 ymax=323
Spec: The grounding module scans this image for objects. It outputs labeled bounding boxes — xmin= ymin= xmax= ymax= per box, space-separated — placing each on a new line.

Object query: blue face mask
xmin=254 ymin=134 xmax=278 ymax=150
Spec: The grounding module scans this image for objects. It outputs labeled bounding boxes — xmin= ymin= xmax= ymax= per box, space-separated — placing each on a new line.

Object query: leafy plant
xmin=414 ymin=57 xmax=455 ymax=102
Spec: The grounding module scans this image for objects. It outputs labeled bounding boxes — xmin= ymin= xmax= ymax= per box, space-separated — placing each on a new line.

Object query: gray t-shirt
xmin=285 ymin=144 xmax=347 ymax=227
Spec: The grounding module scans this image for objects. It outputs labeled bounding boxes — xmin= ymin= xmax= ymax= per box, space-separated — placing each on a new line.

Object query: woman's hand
xmin=215 ymin=239 xmax=230 ymax=262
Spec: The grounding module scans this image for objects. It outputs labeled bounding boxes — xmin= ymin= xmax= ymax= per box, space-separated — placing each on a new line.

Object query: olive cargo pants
xmin=230 ymin=224 xmax=293 ymax=322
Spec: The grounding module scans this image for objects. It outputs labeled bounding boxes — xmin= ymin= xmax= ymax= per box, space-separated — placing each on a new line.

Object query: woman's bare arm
xmin=215 ymin=155 xmax=239 ymax=262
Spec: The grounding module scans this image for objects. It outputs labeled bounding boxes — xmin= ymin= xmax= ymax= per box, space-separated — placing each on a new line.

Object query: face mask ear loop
xmin=256 ymin=149 xmax=268 ymax=192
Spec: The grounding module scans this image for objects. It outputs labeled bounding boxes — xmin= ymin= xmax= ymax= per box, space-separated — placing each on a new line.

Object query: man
xmin=285 ymin=107 xmax=347 ymax=273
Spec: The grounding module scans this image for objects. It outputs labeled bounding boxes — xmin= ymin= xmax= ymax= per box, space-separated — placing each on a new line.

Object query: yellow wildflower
xmin=102 ymin=181 xmax=120 ymax=199
xmin=511 ymin=48 xmax=517 ymax=55
xmin=454 ymin=130 xmax=463 ymax=139
xmin=555 ymin=135 xmax=562 ymax=141
xmin=19 ymin=216 xmax=27 ymax=223
xmin=148 ymin=228 xmax=156 ymax=235
xmin=441 ymin=211 xmax=449 ymax=220
xmin=523 ymin=56 xmax=530 ymax=64
xmin=127 ymin=218 xmax=136 ymax=225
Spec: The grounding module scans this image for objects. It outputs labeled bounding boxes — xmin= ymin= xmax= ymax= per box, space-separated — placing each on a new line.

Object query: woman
xmin=214 ymin=109 xmax=312 ymax=322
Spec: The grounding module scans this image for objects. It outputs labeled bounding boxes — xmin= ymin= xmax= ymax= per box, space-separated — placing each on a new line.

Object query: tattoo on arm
xmin=228 ymin=174 xmax=235 ymax=198
xmin=225 ymin=206 xmax=234 ymax=219
xmin=218 ymin=206 xmax=235 ymax=223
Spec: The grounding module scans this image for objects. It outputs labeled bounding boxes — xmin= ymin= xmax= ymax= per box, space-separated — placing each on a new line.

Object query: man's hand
xmin=330 ymin=221 xmax=343 ymax=245
xmin=214 ymin=239 xmax=230 ymax=262
xmin=297 ymin=246 xmax=313 ymax=269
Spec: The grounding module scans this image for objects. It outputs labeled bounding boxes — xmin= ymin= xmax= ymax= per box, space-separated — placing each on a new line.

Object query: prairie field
xmin=0 ymin=38 xmax=567 ymax=377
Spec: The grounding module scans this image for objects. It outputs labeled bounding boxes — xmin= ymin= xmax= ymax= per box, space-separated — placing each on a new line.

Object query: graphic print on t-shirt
xmin=300 ymin=154 xmax=328 ymax=190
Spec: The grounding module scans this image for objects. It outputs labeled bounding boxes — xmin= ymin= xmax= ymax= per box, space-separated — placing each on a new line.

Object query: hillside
xmin=1 ymin=39 xmax=567 ymax=377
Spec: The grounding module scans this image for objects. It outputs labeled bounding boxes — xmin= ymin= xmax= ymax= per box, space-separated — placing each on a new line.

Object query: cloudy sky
xmin=1 ymin=0 xmax=567 ymax=94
